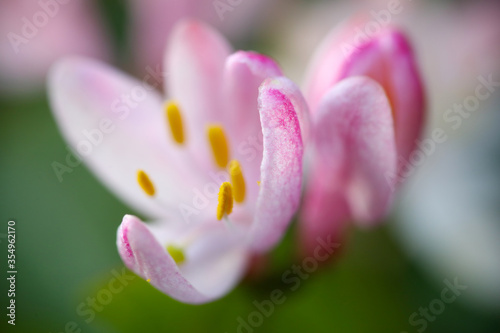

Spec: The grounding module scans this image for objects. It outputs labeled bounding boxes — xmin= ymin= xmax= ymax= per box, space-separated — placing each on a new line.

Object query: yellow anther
xmin=257 ymin=181 xmax=261 ymax=186
xmin=166 ymin=245 xmax=186 ymax=264
xmin=229 ymin=160 xmax=246 ymax=203
xmin=217 ymin=182 xmax=233 ymax=220
xmin=207 ymin=125 xmax=230 ymax=168
xmin=146 ymin=279 xmax=151 ymax=283
xmin=165 ymin=101 xmax=185 ymax=144
xmin=137 ymin=170 xmax=155 ymax=196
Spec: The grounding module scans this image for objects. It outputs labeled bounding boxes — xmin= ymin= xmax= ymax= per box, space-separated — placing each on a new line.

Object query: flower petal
xmin=222 ymin=51 xmax=283 ymax=206
xmin=299 ymin=180 xmax=350 ymax=259
xmin=303 ymin=15 xmax=368 ymax=113
xmin=165 ymin=19 xmax=232 ymax=171
xmin=303 ymin=76 xmax=397 ymax=228
xmin=304 ymin=18 xmax=425 ymax=163
xmin=48 ymin=57 xmax=196 ymax=219
xmin=117 ymin=215 xmax=248 ymax=304
xmin=224 ymin=51 xmax=283 ymax=142
xmin=248 ymin=77 xmax=308 ymax=252
xmin=339 ymin=29 xmax=425 ymax=164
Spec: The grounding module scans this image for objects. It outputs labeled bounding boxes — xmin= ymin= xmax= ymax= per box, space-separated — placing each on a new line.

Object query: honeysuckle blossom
xmin=299 ymin=17 xmax=425 ymax=255
xmin=48 ymin=20 xmax=308 ymax=304
xmin=0 ymin=0 xmax=109 ymax=95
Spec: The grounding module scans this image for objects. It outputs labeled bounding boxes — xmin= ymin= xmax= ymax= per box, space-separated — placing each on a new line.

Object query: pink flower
xmin=0 ymin=0 xmax=109 ymax=95
xmin=299 ymin=16 xmax=425 ymax=255
xmin=48 ymin=20 xmax=308 ymax=304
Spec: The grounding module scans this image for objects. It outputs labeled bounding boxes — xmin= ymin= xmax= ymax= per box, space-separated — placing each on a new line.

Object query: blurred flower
xmin=0 ymin=0 xmax=275 ymax=96
xmin=48 ymin=20 xmax=308 ymax=304
xmin=127 ymin=0 xmax=271 ymax=74
xmin=0 ymin=0 xmax=110 ymax=95
xmin=273 ymin=0 xmax=500 ymax=128
xmin=299 ymin=18 xmax=425 ymax=256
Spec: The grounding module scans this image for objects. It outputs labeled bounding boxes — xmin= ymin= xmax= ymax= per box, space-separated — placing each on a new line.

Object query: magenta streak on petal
xmin=245 ymin=52 xmax=282 ymax=73
xmin=229 ymin=51 xmax=283 ymax=78
xmin=120 ymin=224 xmax=134 ymax=260
xmin=268 ymin=89 xmax=301 ymax=133
xmin=267 ymin=88 xmax=303 ymax=166
xmin=246 ymin=52 xmax=274 ymax=63
xmin=249 ymin=81 xmax=304 ymax=252
xmin=391 ymin=30 xmax=426 ymax=112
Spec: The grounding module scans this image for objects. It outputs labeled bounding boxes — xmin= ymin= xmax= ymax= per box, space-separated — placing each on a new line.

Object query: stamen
xmin=229 ymin=160 xmax=246 ymax=203
xmin=146 ymin=279 xmax=151 ymax=283
xmin=207 ymin=124 xmax=230 ymax=168
xmin=217 ymin=182 xmax=233 ymax=220
xmin=137 ymin=170 xmax=155 ymax=196
xmin=165 ymin=101 xmax=185 ymax=144
xmin=166 ymin=245 xmax=186 ymax=264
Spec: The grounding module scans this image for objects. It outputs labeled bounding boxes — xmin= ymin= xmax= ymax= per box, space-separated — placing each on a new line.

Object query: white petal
xmin=49 ymin=57 xmax=198 ymax=219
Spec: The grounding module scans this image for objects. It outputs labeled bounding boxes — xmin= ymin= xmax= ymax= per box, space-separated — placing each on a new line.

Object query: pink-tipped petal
xmin=304 ymin=17 xmax=425 ymax=163
xmin=340 ymin=30 xmax=425 ymax=164
xmin=303 ymin=15 xmax=369 ymax=113
xmin=117 ymin=215 xmax=248 ymax=304
xmin=224 ymin=51 xmax=283 ymax=140
xmin=166 ymin=19 xmax=232 ymax=170
xmin=306 ymin=76 xmax=397 ymax=228
xmin=48 ymin=57 xmax=195 ymax=219
xmin=249 ymin=77 xmax=308 ymax=252
xmin=223 ymin=51 xmax=283 ymax=204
